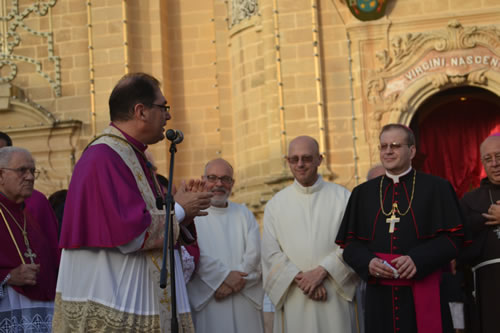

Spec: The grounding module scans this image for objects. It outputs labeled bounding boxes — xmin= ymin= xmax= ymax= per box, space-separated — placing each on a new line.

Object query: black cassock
xmin=460 ymin=177 xmax=500 ymax=333
xmin=336 ymin=170 xmax=464 ymax=333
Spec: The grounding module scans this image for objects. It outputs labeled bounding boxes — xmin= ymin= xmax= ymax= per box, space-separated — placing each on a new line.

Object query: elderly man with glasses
xmin=336 ymin=123 xmax=464 ymax=333
xmin=460 ymin=133 xmax=500 ymax=333
xmin=187 ymin=158 xmax=265 ymax=333
xmin=261 ymin=136 xmax=359 ymax=333
xmin=0 ymin=146 xmax=60 ymax=332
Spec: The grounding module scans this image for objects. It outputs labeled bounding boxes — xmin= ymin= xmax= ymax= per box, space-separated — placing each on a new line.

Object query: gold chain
xmin=0 ymin=201 xmax=36 ymax=262
xmin=0 ymin=202 xmax=27 ymax=236
xmin=0 ymin=207 xmax=25 ymax=264
xmin=379 ymin=169 xmax=416 ymax=217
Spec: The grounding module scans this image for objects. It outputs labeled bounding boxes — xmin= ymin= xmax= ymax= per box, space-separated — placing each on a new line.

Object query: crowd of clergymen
xmin=0 ymin=72 xmax=498 ymax=333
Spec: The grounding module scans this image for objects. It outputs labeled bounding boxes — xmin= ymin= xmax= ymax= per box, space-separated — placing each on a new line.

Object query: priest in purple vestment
xmin=0 ymin=146 xmax=60 ymax=332
xmin=53 ymin=72 xmax=213 ymax=333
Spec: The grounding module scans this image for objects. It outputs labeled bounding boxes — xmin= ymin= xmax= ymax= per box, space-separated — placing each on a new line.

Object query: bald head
xmin=287 ymin=136 xmax=322 ymax=187
xmin=203 ymin=158 xmax=234 ymax=207
xmin=288 ymin=136 xmax=320 ymax=156
xmin=480 ymin=135 xmax=500 ymax=156
xmin=204 ymin=158 xmax=234 ymax=177
xmin=480 ymin=135 xmax=500 ymax=185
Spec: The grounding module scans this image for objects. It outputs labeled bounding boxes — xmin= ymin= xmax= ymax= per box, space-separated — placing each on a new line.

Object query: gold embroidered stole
xmin=91 ymin=126 xmax=181 ymax=331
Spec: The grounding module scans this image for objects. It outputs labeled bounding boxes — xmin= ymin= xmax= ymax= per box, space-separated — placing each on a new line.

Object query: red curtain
xmin=417 ymin=100 xmax=500 ymax=198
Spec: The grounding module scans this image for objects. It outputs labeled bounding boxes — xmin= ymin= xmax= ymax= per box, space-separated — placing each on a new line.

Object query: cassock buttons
xmin=393 ymin=246 xmax=398 ymax=250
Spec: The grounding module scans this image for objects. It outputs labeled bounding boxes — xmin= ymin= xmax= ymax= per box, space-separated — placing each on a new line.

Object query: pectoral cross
xmin=24 ymin=248 xmax=37 ymax=264
xmin=386 ymin=212 xmax=400 ymax=234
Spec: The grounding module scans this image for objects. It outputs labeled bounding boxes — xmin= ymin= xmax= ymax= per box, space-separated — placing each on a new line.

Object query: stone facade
xmin=1 ymin=0 xmax=499 ymax=219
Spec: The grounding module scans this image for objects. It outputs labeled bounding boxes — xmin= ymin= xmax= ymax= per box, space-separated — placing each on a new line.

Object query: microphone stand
xmin=160 ymin=140 xmax=179 ymax=333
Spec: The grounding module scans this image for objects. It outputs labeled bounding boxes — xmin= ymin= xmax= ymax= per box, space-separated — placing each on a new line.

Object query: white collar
xmin=385 ymin=166 xmax=412 ymax=183
xmin=293 ymin=175 xmax=324 ymax=194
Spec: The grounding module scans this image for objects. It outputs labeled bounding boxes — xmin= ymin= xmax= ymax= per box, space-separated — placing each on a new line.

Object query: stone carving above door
xmin=367 ymin=20 xmax=500 ymax=125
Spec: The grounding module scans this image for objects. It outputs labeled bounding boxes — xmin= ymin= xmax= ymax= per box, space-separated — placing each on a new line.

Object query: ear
xmin=409 ymin=145 xmax=417 ymax=160
xmin=132 ymin=103 xmax=147 ymax=120
xmin=318 ymin=154 xmax=323 ymax=166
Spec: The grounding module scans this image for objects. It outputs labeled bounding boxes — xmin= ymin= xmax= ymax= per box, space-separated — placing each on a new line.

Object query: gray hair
xmin=0 ymin=147 xmax=32 ymax=168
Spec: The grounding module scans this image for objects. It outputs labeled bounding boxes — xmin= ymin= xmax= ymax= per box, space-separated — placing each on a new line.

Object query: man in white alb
xmin=187 ymin=158 xmax=264 ymax=333
xmin=261 ymin=135 xmax=359 ymax=333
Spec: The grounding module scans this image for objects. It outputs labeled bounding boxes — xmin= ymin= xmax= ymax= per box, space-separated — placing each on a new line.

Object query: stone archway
xmin=408 ymin=86 xmax=500 ymax=197
xmin=0 ymin=83 xmax=82 ymax=195
xmin=366 ymin=20 xmax=500 ymax=158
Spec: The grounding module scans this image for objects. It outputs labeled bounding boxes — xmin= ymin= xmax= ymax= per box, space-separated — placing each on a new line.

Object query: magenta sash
xmin=375 ymin=253 xmax=442 ymax=333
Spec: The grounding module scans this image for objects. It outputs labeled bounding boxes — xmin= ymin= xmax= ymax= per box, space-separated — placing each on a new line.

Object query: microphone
xmin=166 ymin=129 xmax=184 ymax=144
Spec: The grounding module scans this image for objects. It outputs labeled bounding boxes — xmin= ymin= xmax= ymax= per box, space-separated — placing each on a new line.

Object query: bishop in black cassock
xmin=336 ymin=124 xmax=464 ymax=333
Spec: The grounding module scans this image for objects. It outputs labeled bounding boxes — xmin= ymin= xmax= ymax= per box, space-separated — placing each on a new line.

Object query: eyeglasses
xmin=378 ymin=142 xmax=412 ymax=151
xmin=1 ymin=167 xmax=40 ymax=179
xmin=482 ymin=153 xmax=500 ymax=166
xmin=286 ymin=155 xmax=316 ymax=164
xmin=151 ymin=104 xmax=171 ymax=113
xmin=205 ymin=175 xmax=234 ymax=185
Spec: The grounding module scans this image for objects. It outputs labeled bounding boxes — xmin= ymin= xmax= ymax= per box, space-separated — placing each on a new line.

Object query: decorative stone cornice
xmin=374 ymin=20 xmax=500 ymax=73
xmin=367 ymin=21 xmax=500 ymax=125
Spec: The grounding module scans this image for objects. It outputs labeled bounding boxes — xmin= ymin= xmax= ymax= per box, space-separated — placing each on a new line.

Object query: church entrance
xmin=409 ymin=86 xmax=500 ymax=198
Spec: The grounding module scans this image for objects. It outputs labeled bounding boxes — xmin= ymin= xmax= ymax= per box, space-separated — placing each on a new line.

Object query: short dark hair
xmin=109 ymin=72 xmax=161 ymax=122
xmin=0 ymin=131 xmax=12 ymax=146
xmin=379 ymin=124 xmax=416 ymax=146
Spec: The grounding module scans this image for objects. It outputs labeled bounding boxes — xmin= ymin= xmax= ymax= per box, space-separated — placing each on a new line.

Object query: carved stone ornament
xmin=367 ymin=20 xmax=500 ymax=123
xmin=0 ymin=0 xmax=60 ymax=96
xmin=231 ymin=0 xmax=259 ymax=27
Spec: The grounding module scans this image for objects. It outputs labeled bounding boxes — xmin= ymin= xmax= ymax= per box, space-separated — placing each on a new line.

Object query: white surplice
xmin=262 ymin=177 xmax=359 ymax=333
xmin=0 ymin=284 xmax=54 ymax=333
xmin=187 ymin=202 xmax=264 ymax=333
xmin=52 ymin=127 xmax=193 ymax=333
